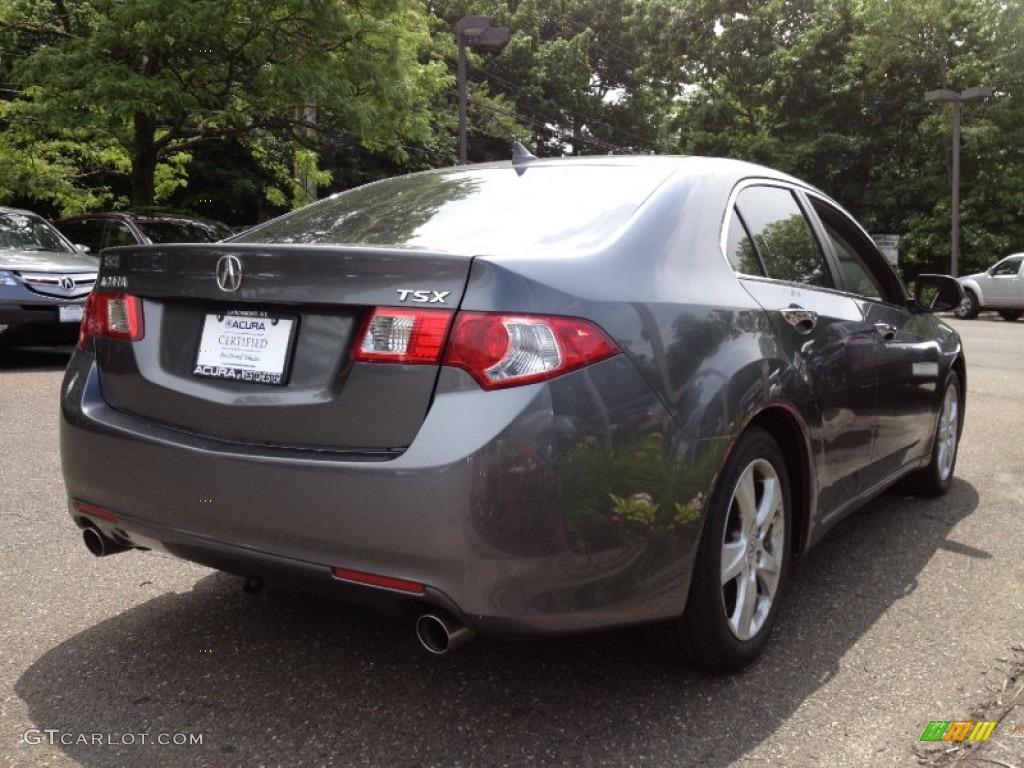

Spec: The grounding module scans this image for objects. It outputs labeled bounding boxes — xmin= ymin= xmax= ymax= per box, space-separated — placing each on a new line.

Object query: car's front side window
xmin=807 ymin=198 xmax=895 ymax=302
xmin=103 ymin=222 xmax=137 ymax=249
xmin=991 ymin=257 xmax=1023 ymax=277
xmin=734 ymin=186 xmax=833 ymax=288
xmin=61 ymin=220 xmax=103 ymax=254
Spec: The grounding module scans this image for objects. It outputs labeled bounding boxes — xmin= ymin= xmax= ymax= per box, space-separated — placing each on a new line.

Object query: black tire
xmin=652 ymin=427 xmax=791 ymax=673
xmin=998 ymin=310 xmax=1021 ymax=322
xmin=903 ymin=371 xmax=962 ymax=497
xmin=953 ymin=290 xmax=980 ymax=319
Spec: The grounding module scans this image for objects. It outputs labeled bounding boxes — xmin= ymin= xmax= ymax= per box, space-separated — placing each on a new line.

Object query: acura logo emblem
xmin=58 ymin=276 xmax=76 ymax=291
xmin=216 ymin=255 xmax=243 ymax=292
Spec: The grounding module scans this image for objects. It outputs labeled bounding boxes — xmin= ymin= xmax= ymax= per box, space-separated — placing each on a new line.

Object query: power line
xmin=470 ymin=60 xmax=654 ymax=149
xmin=447 ymin=88 xmax=627 ymax=154
xmin=559 ymin=16 xmax=644 ymax=76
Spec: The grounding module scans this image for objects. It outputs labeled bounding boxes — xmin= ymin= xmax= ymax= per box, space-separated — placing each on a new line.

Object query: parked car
xmin=955 ymin=253 xmax=1024 ymax=320
xmin=60 ymin=155 xmax=966 ymax=672
xmin=54 ymin=212 xmax=231 ymax=254
xmin=0 ymin=206 xmax=98 ymax=347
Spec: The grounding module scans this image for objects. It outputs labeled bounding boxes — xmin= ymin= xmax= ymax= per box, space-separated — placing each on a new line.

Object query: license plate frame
xmin=193 ymin=310 xmax=297 ymax=386
xmin=58 ymin=304 xmax=84 ymax=323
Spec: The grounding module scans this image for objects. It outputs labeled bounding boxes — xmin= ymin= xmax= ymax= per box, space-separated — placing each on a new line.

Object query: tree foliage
xmin=2 ymin=0 xmax=1023 ymax=275
xmin=2 ymin=0 xmax=446 ymax=210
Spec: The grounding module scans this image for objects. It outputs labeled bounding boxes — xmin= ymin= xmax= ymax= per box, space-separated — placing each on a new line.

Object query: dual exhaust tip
xmin=82 ymin=526 xmax=473 ymax=655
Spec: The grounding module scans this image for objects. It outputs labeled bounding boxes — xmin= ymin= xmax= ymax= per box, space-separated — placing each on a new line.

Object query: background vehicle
xmin=54 ymin=212 xmax=231 ymax=254
xmin=0 ymin=206 xmax=97 ymax=347
xmin=955 ymin=253 xmax=1024 ymax=320
xmin=60 ymin=156 xmax=965 ymax=672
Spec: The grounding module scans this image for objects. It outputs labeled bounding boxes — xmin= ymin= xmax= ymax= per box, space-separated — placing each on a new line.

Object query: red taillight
xmin=352 ymin=306 xmax=620 ymax=389
xmin=444 ymin=312 xmax=620 ymax=389
xmin=352 ymin=308 xmax=454 ymax=364
xmin=78 ymin=292 xmax=144 ymax=349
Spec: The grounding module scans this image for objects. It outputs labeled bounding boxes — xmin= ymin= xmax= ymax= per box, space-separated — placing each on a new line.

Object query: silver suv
xmin=955 ymin=253 xmax=1024 ymax=321
xmin=0 ymin=207 xmax=98 ymax=347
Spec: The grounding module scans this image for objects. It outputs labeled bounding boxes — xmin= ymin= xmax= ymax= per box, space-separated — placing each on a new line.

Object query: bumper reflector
xmin=73 ymin=500 xmax=119 ymax=522
xmin=331 ymin=567 xmax=425 ymax=595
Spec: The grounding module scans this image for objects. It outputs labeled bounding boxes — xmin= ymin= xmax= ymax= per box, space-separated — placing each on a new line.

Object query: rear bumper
xmin=60 ymin=351 xmax=724 ymax=635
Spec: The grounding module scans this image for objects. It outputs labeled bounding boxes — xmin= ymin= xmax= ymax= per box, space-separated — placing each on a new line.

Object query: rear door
xmin=91 ymin=244 xmax=472 ymax=452
xmin=725 ymin=183 xmax=880 ymax=518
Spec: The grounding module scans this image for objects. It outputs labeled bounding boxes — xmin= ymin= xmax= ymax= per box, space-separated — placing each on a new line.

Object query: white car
xmin=956 ymin=253 xmax=1024 ymax=320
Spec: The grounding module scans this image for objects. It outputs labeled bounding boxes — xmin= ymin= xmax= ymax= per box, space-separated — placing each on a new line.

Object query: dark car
xmin=60 ymin=156 xmax=965 ymax=672
xmin=0 ymin=206 xmax=98 ymax=347
xmin=54 ymin=212 xmax=231 ymax=254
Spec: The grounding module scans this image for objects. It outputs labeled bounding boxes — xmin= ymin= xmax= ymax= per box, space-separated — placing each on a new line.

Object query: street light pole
xmin=456 ymin=15 xmax=509 ymax=165
xmin=457 ymin=32 xmax=468 ymax=165
xmin=950 ymin=97 xmax=962 ymax=279
xmin=924 ymin=85 xmax=994 ymax=277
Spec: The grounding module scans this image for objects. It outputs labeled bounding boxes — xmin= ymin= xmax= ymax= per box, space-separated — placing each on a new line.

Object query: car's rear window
xmin=235 ymin=164 xmax=675 ymax=255
xmin=136 ymin=219 xmax=230 ymax=244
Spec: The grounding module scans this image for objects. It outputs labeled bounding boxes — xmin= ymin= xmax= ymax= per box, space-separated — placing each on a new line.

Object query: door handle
xmin=779 ymin=308 xmax=817 ymax=334
xmin=874 ymin=323 xmax=897 ymax=341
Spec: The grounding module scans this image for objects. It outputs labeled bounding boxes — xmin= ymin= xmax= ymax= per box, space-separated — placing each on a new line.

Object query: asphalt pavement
xmin=1 ymin=316 xmax=1021 ymax=767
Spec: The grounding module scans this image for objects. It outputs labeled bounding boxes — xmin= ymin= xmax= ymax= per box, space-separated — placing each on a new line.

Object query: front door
xmin=725 ymin=184 xmax=880 ymax=519
xmin=806 ymin=196 xmax=942 ymax=491
xmin=983 ymin=255 xmax=1024 ymax=307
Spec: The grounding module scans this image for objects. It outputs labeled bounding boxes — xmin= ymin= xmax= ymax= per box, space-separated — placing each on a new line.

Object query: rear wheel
xmin=652 ymin=427 xmax=791 ymax=673
xmin=954 ymin=290 xmax=980 ymax=319
xmin=998 ymin=310 xmax=1021 ymax=322
xmin=903 ymin=371 xmax=961 ymax=497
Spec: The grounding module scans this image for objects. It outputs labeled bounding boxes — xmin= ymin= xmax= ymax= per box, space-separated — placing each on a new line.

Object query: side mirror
xmin=75 ymin=244 xmax=91 ymax=254
xmin=913 ymin=274 xmax=965 ymax=313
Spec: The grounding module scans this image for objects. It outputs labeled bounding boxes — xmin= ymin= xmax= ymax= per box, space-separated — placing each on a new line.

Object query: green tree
xmin=850 ymin=0 xmax=1007 ymax=273
xmin=635 ymin=0 xmax=1024 ymax=275
xmin=2 ymin=0 xmax=447 ymax=210
xmin=429 ymin=0 xmax=668 ymax=160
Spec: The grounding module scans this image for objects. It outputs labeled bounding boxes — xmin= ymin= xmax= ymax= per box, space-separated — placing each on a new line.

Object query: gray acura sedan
xmin=60 ymin=155 xmax=965 ymax=672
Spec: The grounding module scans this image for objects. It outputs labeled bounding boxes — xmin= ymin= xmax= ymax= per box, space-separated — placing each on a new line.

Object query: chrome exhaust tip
xmin=82 ymin=526 xmax=130 ymax=557
xmin=415 ymin=613 xmax=475 ymax=655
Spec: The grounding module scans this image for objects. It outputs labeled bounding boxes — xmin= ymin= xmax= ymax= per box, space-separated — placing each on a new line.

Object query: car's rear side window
xmin=734 ymin=186 xmax=833 ymax=289
xmin=725 ymin=212 xmax=764 ymax=276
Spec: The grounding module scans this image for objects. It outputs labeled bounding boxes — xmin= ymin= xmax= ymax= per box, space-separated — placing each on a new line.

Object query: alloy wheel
xmin=719 ymin=458 xmax=786 ymax=641
xmin=935 ymin=381 xmax=960 ymax=482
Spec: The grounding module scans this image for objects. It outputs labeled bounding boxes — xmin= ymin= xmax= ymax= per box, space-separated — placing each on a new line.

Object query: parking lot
xmin=1 ymin=316 xmax=1021 ymax=767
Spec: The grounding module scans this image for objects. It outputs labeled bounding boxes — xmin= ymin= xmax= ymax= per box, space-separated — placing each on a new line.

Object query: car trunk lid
xmin=91 ymin=243 xmax=471 ymax=453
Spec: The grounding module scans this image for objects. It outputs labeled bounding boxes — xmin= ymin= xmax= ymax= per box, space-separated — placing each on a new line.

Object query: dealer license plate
xmin=59 ymin=304 xmax=84 ymax=323
xmin=193 ymin=311 xmax=296 ymax=385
